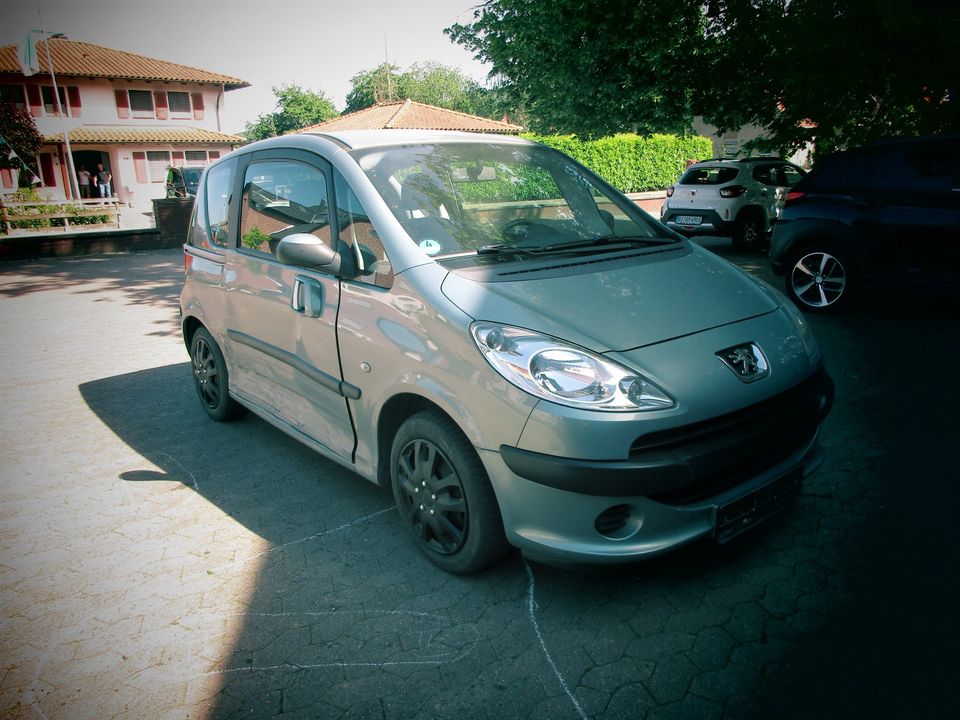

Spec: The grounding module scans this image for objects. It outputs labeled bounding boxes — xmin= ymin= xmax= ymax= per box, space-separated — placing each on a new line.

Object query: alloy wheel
xmin=395 ymin=438 xmax=468 ymax=555
xmin=192 ymin=336 xmax=221 ymax=409
xmin=790 ymin=250 xmax=847 ymax=308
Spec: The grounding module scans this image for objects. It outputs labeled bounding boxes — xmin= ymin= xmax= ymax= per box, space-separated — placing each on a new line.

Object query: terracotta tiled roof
xmin=43 ymin=126 xmax=245 ymax=145
xmin=298 ymin=99 xmax=523 ymax=134
xmin=0 ymin=38 xmax=248 ymax=90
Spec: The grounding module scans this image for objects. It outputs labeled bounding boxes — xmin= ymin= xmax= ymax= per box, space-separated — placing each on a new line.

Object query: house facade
xmin=0 ymin=38 xmax=248 ymax=205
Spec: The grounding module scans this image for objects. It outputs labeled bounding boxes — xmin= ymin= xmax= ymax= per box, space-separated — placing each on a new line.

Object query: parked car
xmin=165 ymin=166 xmax=203 ymax=198
xmin=770 ymin=135 xmax=960 ymax=313
xmin=180 ymin=130 xmax=832 ymax=573
xmin=661 ymin=158 xmax=806 ymax=248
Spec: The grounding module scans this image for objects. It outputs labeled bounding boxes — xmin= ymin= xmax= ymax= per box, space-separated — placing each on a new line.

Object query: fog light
xmin=594 ymin=504 xmax=643 ymax=540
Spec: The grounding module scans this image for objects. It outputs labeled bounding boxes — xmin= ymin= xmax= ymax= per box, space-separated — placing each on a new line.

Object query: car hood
xmin=439 ymin=245 xmax=779 ymax=352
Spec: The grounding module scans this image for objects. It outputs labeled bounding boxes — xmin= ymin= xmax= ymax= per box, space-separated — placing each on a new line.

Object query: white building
xmin=0 ymin=37 xmax=248 ymax=205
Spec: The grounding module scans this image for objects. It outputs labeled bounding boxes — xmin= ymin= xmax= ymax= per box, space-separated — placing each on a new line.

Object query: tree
xmin=698 ymin=0 xmax=960 ymax=154
xmin=447 ymin=0 xmax=959 ymax=152
xmin=343 ymin=61 xmax=511 ymax=121
xmin=446 ymin=0 xmax=705 ymax=137
xmin=243 ymin=84 xmax=339 ymax=140
xmin=0 ymin=102 xmax=43 ymax=176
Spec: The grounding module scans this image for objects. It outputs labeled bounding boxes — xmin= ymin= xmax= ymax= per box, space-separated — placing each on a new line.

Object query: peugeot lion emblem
xmin=716 ymin=343 xmax=769 ymax=383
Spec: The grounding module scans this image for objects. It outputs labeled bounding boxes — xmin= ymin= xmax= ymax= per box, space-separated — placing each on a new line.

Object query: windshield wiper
xmin=476 ymin=243 xmax=544 ymax=256
xmin=543 ymin=234 xmax=679 ymax=252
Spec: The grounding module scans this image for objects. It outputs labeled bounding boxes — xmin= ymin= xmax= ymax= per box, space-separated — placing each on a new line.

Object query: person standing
xmin=96 ymin=163 xmax=112 ymax=199
xmin=77 ymin=166 xmax=92 ymax=199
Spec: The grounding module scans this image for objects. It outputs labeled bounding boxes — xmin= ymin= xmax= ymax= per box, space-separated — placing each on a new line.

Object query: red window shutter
xmin=191 ymin=93 xmax=204 ymax=120
xmin=26 ymin=85 xmax=42 ymax=117
xmin=171 ymin=151 xmax=184 ymax=167
xmin=1 ymin=168 xmax=13 ymax=189
xmin=67 ymin=86 xmax=82 ymax=117
xmin=39 ymin=153 xmax=56 ymax=187
xmin=154 ymin=91 xmax=168 ymax=120
xmin=208 ymin=151 xmax=220 ymax=160
xmin=132 ymin=152 xmax=147 ymax=183
xmin=115 ymin=89 xmax=129 ymax=119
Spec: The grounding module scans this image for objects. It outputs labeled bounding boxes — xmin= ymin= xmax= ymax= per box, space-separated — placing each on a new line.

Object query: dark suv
xmin=770 ymin=135 xmax=960 ymax=312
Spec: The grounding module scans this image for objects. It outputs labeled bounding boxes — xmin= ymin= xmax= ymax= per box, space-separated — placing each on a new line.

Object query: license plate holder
xmin=675 ymin=215 xmax=702 ymax=225
xmin=715 ymin=468 xmax=803 ymax=543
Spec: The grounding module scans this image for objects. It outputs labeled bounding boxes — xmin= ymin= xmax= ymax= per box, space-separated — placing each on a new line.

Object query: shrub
xmin=523 ymin=133 xmax=713 ymax=193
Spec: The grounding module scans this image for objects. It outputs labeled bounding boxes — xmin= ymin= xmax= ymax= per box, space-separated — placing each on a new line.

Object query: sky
xmin=1 ymin=0 xmax=493 ymax=134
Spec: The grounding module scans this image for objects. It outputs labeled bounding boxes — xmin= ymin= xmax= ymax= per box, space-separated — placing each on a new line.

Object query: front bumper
xmin=482 ymin=370 xmax=833 ymax=564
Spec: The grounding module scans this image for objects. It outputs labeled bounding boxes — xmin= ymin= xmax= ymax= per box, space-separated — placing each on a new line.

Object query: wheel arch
xmin=375 ymin=393 xmax=460 ymax=487
xmin=181 ymin=314 xmax=204 ymax=352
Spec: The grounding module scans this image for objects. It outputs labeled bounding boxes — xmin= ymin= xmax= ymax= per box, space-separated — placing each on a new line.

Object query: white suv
xmin=661 ymin=158 xmax=806 ymax=249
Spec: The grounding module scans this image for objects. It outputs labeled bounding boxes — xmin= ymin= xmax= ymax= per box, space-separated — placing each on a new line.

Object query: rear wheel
xmin=732 ymin=213 xmax=764 ymax=250
xmin=785 ymin=244 xmax=853 ymax=313
xmin=390 ymin=410 xmax=509 ymax=574
xmin=190 ymin=327 xmax=245 ymax=421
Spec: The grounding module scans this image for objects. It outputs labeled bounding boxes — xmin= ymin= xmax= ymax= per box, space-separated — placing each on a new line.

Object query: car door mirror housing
xmin=277 ymin=233 xmax=343 ymax=273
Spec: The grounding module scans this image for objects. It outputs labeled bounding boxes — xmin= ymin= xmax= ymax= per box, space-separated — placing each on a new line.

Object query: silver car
xmin=180 ymin=130 xmax=832 ymax=573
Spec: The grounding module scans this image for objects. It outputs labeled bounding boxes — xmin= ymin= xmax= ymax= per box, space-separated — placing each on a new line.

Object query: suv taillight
xmin=719 ymin=185 xmax=746 ymax=198
xmin=786 ymin=191 xmax=806 ymax=203
xmin=666 ymin=186 xmax=674 ymax=197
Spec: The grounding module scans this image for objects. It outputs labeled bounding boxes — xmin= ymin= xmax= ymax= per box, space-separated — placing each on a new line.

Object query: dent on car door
xmin=224 ymin=153 xmax=356 ymax=462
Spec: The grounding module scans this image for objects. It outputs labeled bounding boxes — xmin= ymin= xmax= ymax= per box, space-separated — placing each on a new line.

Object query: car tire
xmin=732 ymin=212 xmax=764 ymax=250
xmin=390 ymin=410 xmax=510 ymax=574
xmin=785 ymin=243 xmax=854 ymax=313
xmin=190 ymin=327 xmax=246 ymax=421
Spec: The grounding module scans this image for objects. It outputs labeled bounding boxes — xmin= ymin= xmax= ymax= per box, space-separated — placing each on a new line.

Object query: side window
xmin=781 ymin=165 xmax=805 ymax=187
xmin=198 ymin=158 xmax=236 ymax=249
xmin=752 ymin=165 xmax=777 ymax=186
xmin=240 ymin=160 xmax=331 ymax=258
xmin=335 ymin=172 xmax=394 ymax=289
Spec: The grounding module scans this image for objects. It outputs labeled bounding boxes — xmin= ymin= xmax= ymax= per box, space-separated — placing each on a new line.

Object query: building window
xmin=0 ymin=85 xmax=26 ymax=110
xmin=168 ymin=91 xmax=192 ymax=115
xmin=184 ymin=151 xmax=207 ymax=165
xmin=147 ymin=151 xmax=171 ymax=182
xmin=129 ymin=89 xmax=155 ymax=116
xmin=41 ymin=86 xmax=67 ymax=115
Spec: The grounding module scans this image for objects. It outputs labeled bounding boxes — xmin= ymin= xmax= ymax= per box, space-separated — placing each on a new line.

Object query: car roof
xmin=298 ymin=128 xmax=534 ymax=151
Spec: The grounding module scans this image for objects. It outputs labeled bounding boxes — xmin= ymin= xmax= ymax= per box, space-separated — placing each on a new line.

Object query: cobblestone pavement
xmin=1 ymin=245 xmax=957 ymax=720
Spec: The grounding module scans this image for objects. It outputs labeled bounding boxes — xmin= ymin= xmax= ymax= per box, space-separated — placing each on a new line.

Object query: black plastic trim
xmin=500 ymin=369 xmax=833 ymax=501
xmin=227 ymin=329 xmax=361 ymax=400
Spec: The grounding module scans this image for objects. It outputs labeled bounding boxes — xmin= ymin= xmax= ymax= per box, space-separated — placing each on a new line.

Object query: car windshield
xmin=351 ymin=141 xmax=676 ymax=259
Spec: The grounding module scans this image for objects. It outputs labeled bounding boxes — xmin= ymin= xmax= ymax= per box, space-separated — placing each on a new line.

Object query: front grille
xmin=635 ymin=369 xmax=833 ymax=506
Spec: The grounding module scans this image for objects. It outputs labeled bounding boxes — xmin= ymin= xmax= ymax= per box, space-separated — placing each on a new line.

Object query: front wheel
xmin=785 ymin=244 xmax=853 ymax=313
xmin=390 ymin=410 xmax=509 ymax=574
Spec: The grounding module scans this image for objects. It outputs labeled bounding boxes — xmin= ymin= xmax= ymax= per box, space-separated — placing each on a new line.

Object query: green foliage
xmin=0 ymin=102 xmax=43 ymax=171
xmin=244 ymin=84 xmax=339 ymax=141
xmin=241 ymin=226 xmax=271 ymax=250
xmin=446 ymin=1 xmax=704 ymax=138
xmin=526 ymin=133 xmax=712 ymax=193
xmin=344 ymin=62 xmax=511 ymax=121
xmin=2 ymin=188 xmax=110 ymax=231
xmin=449 ymin=0 xmax=959 ymax=154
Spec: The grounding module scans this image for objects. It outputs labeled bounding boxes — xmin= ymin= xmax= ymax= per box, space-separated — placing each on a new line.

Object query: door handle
xmin=291 ymin=276 xmax=324 ymax=318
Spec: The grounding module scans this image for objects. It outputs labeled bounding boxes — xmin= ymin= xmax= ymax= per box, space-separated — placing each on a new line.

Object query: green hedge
xmin=524 ymin=133 xmax=713 ymax=193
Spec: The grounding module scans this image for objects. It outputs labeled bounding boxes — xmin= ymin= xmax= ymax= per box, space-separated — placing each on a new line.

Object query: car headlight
xmin=471 ymin=322 xmax=674 ymax=412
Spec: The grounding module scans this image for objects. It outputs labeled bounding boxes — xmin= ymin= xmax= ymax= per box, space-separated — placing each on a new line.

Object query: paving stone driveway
xmin=1 ymin=246 xmax=957 ymax=719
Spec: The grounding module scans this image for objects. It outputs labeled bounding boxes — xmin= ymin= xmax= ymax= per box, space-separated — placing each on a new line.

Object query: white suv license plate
xmin=675 ymin=215 xmax=702 ymax=225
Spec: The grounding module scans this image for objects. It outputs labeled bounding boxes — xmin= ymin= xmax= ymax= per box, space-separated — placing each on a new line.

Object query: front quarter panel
xmin=336 ymin=262 xmax=539 ymax=481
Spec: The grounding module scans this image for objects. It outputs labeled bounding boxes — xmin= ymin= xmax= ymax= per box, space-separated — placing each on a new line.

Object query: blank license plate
xmin=675 ymin=215 xmax=702 ymax=225
xmin=715 ymin=468 xmax=803 ymax=542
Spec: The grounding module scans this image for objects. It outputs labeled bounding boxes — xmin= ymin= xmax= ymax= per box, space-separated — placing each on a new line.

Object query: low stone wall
xmin=0 ymin=198 xmax=193 ymax=262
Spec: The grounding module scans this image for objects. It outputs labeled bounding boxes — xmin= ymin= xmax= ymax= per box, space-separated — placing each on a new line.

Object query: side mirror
xmin=276 ymin=233 xmax=342 ymax=273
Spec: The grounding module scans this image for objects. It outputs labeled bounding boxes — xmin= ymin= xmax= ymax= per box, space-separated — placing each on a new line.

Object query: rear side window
xmin=679 ymin=166 xmax=740 ymax=185
xmin=188 ymin=158 xmax=235 ymax=250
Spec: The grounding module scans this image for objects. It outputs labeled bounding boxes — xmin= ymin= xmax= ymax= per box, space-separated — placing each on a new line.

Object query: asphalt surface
xmin=1 ymin=241 xmax=957 ymax=719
